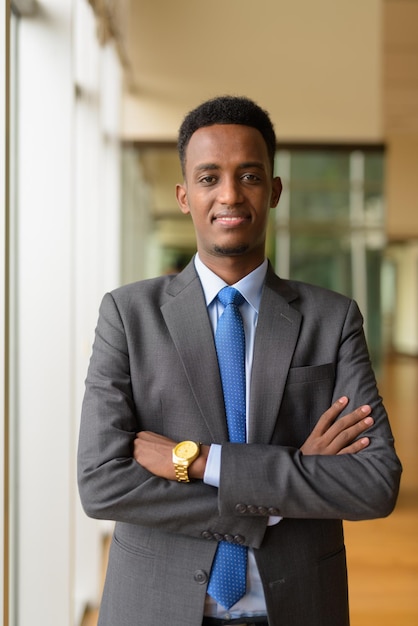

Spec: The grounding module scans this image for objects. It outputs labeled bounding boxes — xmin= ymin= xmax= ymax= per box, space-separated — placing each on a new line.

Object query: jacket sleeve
xmin=77 ymin=291 xmax=268 ymax=547
xmin=218 ymin=298 xmax=402 ymax=523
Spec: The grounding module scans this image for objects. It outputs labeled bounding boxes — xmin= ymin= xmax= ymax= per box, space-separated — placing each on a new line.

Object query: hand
xmin=300 ymin=396 xmax=374 ymax=456
xmin=133 ymin=431 xmax=209 ymax=480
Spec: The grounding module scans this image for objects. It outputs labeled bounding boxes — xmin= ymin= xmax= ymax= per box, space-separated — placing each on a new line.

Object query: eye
xmin=198 ymin=175 xmax=217 ymax=185
xmin=241 ymin=173 xmax=261 ymax=183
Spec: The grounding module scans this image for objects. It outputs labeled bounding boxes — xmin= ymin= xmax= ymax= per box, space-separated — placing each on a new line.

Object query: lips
xmin=213 ymin=212 xmax=250 ymax=227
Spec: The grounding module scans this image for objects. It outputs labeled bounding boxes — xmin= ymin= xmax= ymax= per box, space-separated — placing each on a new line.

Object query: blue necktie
xmin=207 ymin=286 xmax=248 ymax=610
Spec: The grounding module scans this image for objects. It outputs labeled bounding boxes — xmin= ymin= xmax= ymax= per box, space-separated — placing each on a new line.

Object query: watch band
xmin=174 ymin=463 xmax=191 ymax=482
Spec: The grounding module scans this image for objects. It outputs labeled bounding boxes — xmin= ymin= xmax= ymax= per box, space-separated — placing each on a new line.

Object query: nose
xmin=217 ymin=176 xmax=244 ymax=205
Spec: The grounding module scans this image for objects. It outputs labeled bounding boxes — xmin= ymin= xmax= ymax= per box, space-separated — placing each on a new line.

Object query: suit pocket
xmin=113 ymin=523 xmax=156 ymax=558
xmin=317 ymin=546 xmax=349 ymax=624
xmin=286 ymin=362 xmax=335 ymax=385
xmin=273 ymin=363 xmax=335 ymax=447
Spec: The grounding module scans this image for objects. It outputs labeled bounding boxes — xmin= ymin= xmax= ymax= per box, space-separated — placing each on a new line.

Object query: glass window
xmin=274 ymin=147 xmax=385 ymax=366
xmin=289 ymin=152 xmax=351 ymax=222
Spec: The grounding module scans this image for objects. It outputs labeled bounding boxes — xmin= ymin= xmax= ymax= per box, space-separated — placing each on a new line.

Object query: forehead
xmin=185 ymin=124 xmax=270 ymax=171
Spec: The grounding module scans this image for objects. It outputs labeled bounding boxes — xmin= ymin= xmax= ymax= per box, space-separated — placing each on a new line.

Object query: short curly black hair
xmin=177 ymin=95 xmax=276 ymax=177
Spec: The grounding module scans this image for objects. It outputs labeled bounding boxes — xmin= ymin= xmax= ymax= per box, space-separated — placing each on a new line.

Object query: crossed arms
xmin=78 ymin=287 xmax=402 ymax=537
xmin=134 ymin=396 xmax=374 ymax=481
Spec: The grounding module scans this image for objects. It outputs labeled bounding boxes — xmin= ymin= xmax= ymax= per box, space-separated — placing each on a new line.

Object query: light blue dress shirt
xmin=194 ymin=254 xmax=273 ymax=619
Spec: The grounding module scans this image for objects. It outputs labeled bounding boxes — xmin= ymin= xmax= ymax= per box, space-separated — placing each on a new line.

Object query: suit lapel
xmin=248 ymin=267 xmax=301 ymax=443
xmin=161 ymin=261 xmax=302 ymax=445
xmin=161 ymin=263 xmax=228 ymax=442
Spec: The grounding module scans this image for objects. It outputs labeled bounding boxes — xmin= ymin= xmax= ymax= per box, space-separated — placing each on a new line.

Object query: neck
xmin=198 ymin=252 xmax=265 ymax=285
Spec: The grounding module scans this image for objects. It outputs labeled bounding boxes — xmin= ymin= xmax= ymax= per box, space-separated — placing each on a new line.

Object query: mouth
xmin=212 ymin=213 xmax=250 ymax=227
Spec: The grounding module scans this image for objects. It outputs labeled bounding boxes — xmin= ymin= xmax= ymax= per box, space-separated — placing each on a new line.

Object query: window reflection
xmin=274 ymin=147 xmax=384 ymax=366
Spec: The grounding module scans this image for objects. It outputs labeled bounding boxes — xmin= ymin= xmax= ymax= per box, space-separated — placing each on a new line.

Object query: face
xmin=176 ymin=124 xmax=282 ymax=274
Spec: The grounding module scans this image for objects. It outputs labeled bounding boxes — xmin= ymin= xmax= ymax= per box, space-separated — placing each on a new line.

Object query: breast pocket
xmin=273 ymin=363 xmax=336 ymax=447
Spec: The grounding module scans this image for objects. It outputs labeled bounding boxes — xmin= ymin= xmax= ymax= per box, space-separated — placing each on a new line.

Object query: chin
xmin=213 ymin=244 xmax=249 ymax=256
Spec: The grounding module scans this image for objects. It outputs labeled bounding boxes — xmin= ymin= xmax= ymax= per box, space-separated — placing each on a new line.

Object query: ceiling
xmin=119 ymin=0 xmax=384 ymax=143
xmin=94 ymin=0 xmax=418 ymax=142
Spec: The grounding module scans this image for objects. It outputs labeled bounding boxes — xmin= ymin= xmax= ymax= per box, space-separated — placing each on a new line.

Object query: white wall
xmin=9 ymin=1 xmax=121 ymax=624
xmin=1 ymin=1 xmax=9 ymax=621
xmin=73 ymin=2 xmax=122 ymax=619
xmin=13 ymin=2 xmax=74 ymax=622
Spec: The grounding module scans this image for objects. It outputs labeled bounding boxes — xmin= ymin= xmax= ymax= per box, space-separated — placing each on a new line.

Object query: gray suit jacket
xmin=78 ymin=260 xmax=401 ymax=626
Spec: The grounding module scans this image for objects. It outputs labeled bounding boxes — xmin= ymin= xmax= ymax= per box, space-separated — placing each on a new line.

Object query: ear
xmin=270 ymin=177 xmax=282 ymax=208
xmin=176 ymin=183 xmax=190 ymax=214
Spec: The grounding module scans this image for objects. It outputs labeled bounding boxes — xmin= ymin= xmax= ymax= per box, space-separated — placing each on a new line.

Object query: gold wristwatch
xmin=172 ymin=440 xmax=201 ymax=482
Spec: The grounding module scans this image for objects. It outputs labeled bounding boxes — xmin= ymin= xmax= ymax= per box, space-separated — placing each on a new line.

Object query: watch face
xmin=175 ymin=441 xmax=199 ymax=460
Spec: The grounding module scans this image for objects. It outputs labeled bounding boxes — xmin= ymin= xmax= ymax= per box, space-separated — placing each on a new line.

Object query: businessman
xmin=78 ymin=95 xmax=401 ymax=626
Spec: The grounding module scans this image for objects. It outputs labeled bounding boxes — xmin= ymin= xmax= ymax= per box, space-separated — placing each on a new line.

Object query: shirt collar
xmin=194 ymin=253 xmax=267 ymax=314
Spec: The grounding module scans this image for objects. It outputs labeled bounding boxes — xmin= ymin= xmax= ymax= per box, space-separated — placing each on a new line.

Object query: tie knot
xmin=217 ymin=286 xmax=244 ymax=308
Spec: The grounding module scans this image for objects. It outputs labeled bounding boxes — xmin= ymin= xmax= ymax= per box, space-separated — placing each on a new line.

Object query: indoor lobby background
xmin=1 ymin=1 xmax=417 ymax=625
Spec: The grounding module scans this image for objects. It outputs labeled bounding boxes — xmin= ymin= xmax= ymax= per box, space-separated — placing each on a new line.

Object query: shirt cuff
xmin=203 ymin=444 xmax=221 ymax=487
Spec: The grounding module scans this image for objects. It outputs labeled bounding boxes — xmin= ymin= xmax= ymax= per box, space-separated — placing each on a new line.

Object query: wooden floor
xmin=345 ymin=354 xmax=418 ymax=626
xmin=82 ymin=354 xmax=418 ymax=626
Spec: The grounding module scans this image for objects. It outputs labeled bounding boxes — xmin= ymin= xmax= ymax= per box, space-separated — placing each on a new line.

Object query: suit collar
xmin=168 ymin=257 xmax=299 ymax=305
xmin=194 ymin=253 xmax=269 ymax=313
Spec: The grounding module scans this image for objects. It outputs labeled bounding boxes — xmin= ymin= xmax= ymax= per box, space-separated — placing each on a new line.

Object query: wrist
xmin=189 ymin=444 xmax=210 ymax=480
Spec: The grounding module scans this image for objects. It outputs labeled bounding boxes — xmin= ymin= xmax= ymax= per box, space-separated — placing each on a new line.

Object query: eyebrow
xmin=193 ymin=161 xmax=266 ymax=173
xmin=239 ymin=161 xmax=266 ymax=171
xmin=194 ymin=163 xmax=219 ymax=173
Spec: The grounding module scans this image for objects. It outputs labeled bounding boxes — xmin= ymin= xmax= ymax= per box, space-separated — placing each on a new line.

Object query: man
xmin=78 ymin=96 xmax=401 ymax=626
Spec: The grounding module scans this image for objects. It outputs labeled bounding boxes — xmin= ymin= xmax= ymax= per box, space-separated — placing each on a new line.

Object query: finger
xmin=327 ymin=415 xmax=374 ymax=454
xmin=137 ymin=430 xmax=159 ymax=440
xmin=337 ymin=436 xmax=370 ymax=455
xmin=311 ymin=396 xmax=349 ymax=436
xmin=328 ymin=404 xmax=372 ymax=438
xmin=135 ymin=431 xmax=171 ymax=445
xmin=135 ymin=430 xmax=151 ymax=442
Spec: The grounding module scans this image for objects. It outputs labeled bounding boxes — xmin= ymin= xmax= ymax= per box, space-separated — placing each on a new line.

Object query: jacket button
xmin=268 ymin=507 xmax=280 ymax=516
xmin=235 ymin=503 xmax=247 ymax=514
xmin=194 ymin=570 xmax=208 ymax=584
xmin=234 ymin=534 xmax=245 ymax=545
xmin=213 ymin=532 xmax=223 ymax=541
xmin=224 ymin=534 xmax=234 ymax=543
xmin=201 ymin=531 xmax=213 ymax=540
xmin=258 ymin=506 xmax=268 ymax=515
xmin=248 ymin=505 xmax=258 ymax=514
